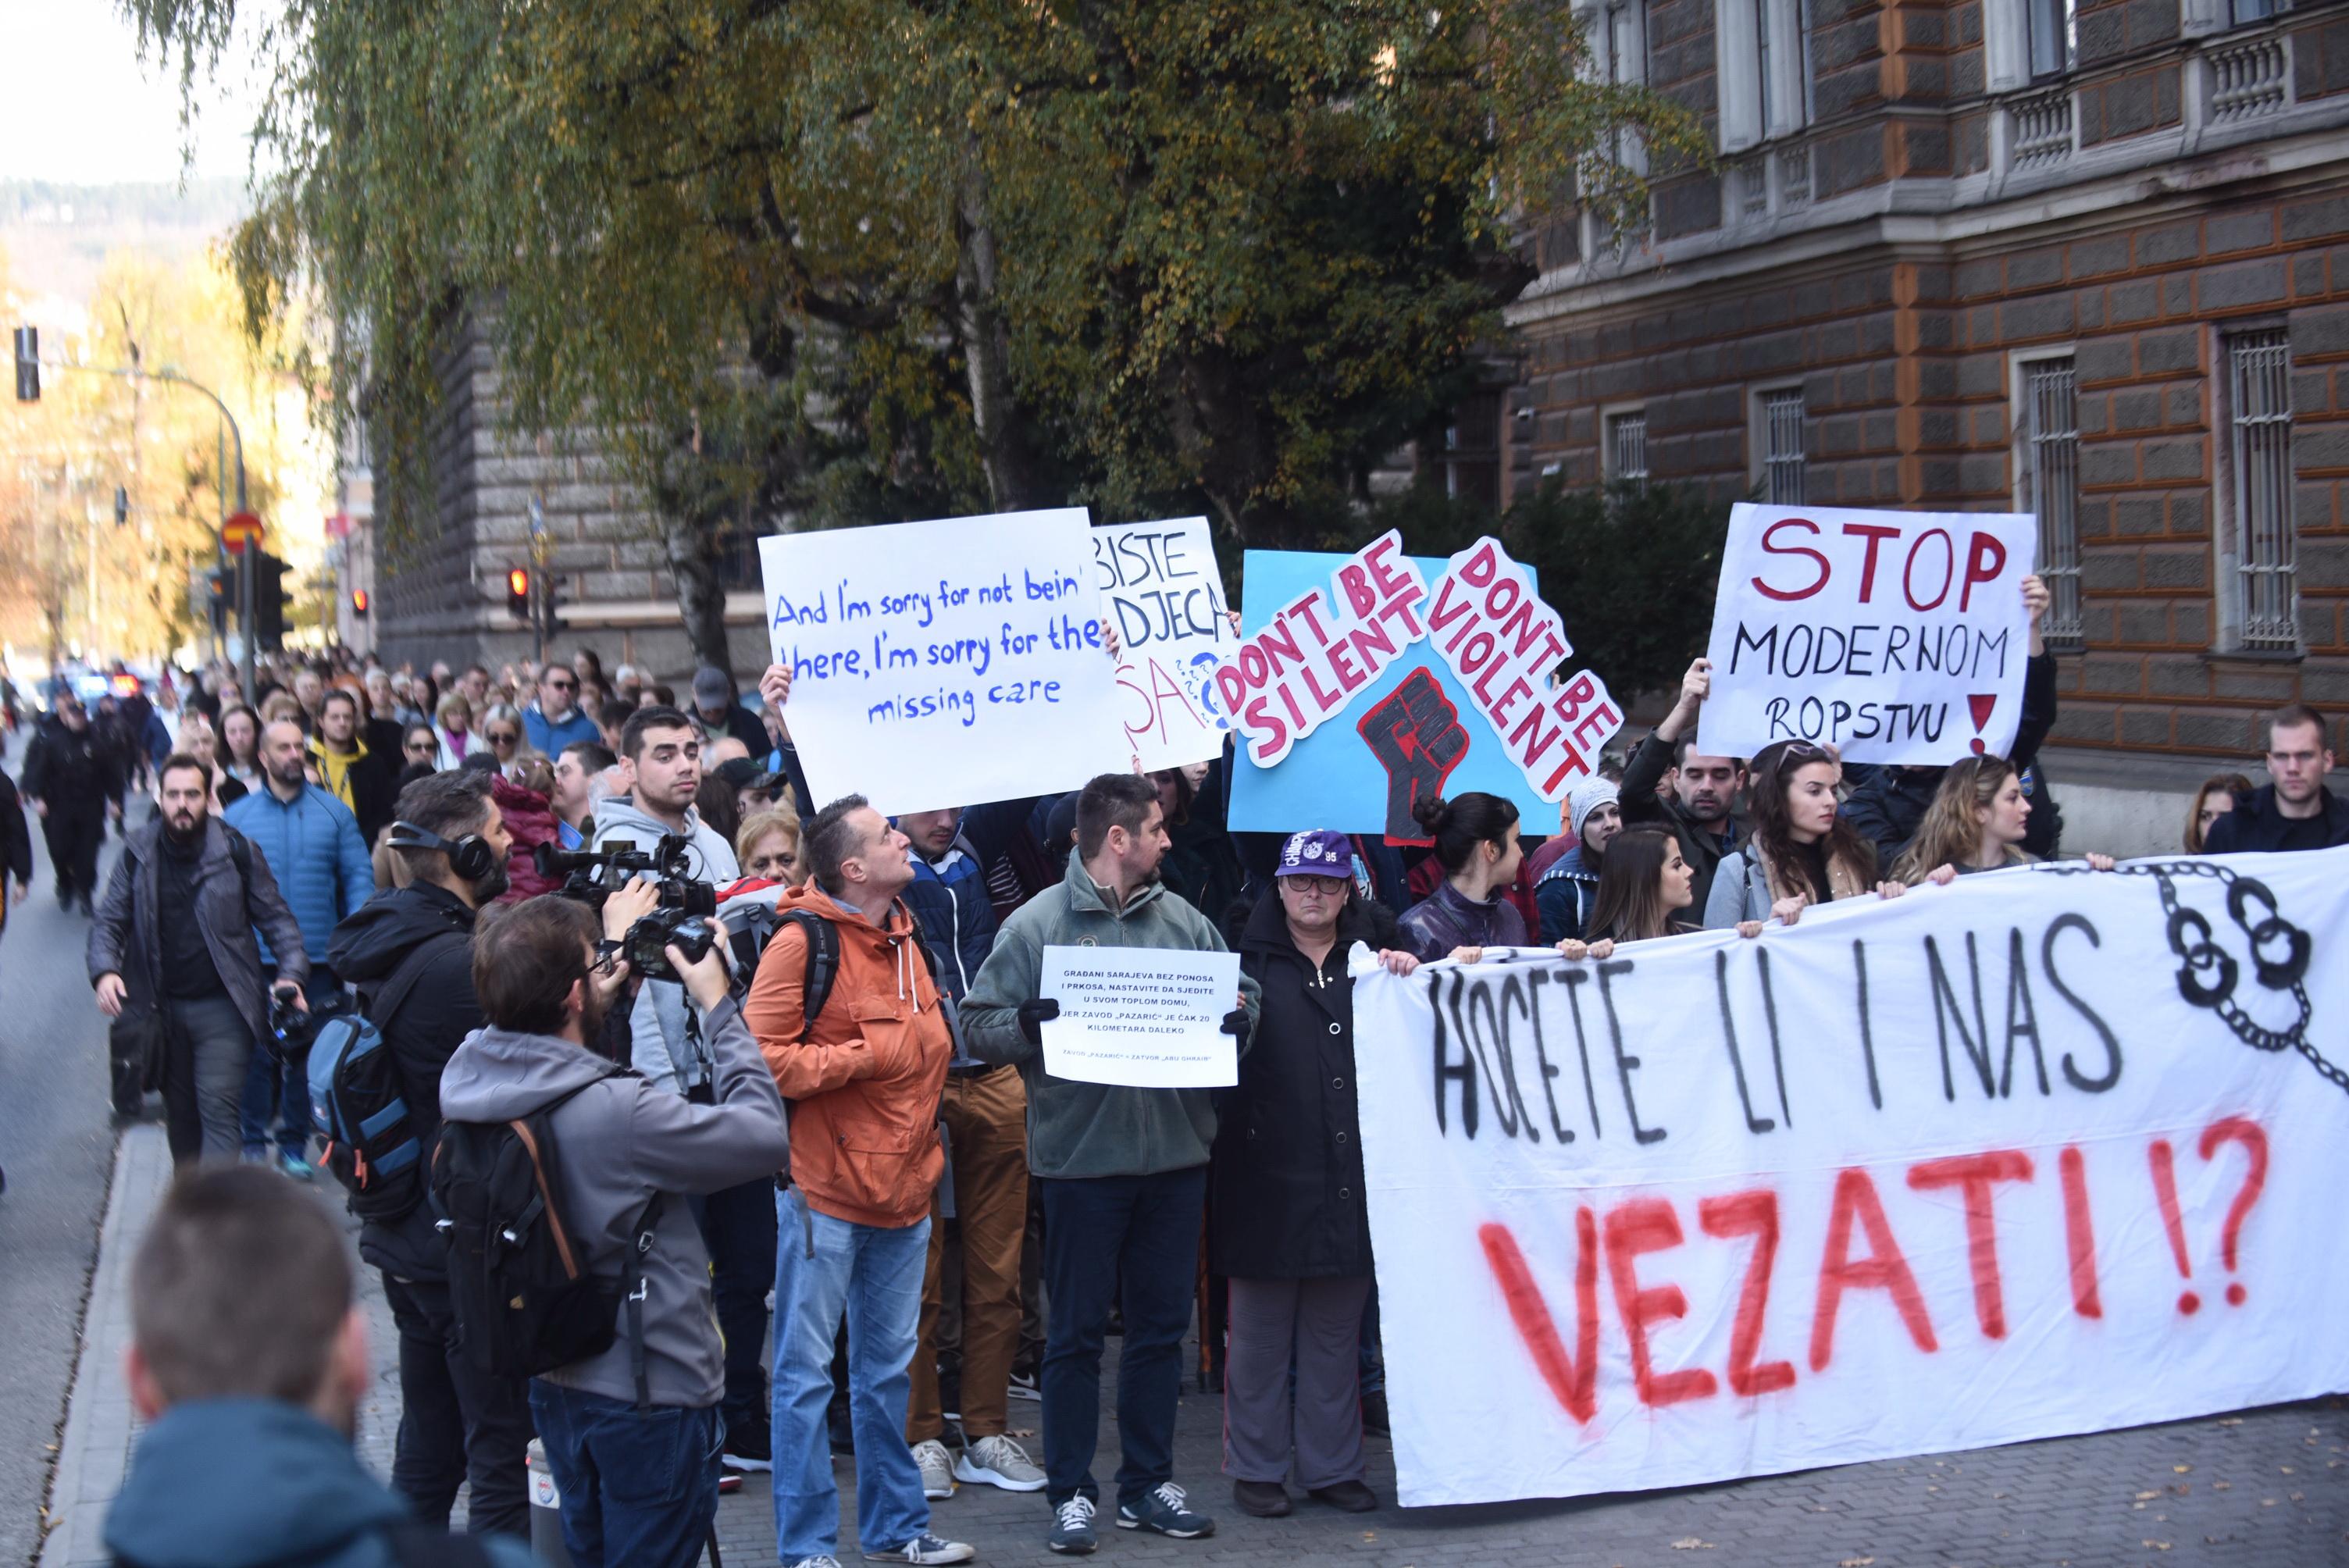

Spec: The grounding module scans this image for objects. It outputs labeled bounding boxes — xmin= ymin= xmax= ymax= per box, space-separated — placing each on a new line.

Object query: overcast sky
xmin=0 ymin=2 xmax=273 ymax=186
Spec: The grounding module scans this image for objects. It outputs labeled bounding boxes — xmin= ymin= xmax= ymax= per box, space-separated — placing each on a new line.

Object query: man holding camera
xmin=743 ymin=795 xmax=975 ymax=1568
xmin=89 ymin=754 xmax=309 ymax=1165
xmin=439 ymin=895 xmax=790 ymax=1568
xmin=586 ymin=704 xmax=780 ymax=1469
xmin=327 ymin=769 xmax=548 ymax=1540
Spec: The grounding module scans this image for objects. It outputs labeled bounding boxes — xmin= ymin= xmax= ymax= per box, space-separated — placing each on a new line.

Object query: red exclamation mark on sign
xmin=2149 ymin=1139 xmax=2199 ymax=1315
xmin=1966 ymin=694 xmax=1998 ymax=756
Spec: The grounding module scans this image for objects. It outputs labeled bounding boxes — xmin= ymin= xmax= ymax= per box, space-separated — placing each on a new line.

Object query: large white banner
xmin=1698 ymin=503 xmax=2037 ymax=765
xmin=1351 ymin=850 xmax=2349 ymax=1506
xmin=760 ymin=510 xmax=1128 ymax=814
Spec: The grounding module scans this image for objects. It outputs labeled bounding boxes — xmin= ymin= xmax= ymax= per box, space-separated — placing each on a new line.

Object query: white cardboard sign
xmin=759 ymin=510 xmax=1128 ymax=814
xmin=1698 ymin=503 xmax=2038 ymax=765
xmin=1093 ymin=518 xmax=1237 ymax=772
xmin=1039 ymin=944 xmax=1242 ymax=1088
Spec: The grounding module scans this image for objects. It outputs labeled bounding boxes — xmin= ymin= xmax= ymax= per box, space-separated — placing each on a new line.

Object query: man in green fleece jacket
xmin=962 ymin=771 xmax=1260 ymax=1556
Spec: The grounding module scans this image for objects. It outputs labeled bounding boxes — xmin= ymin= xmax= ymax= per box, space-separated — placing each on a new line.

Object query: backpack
xmin=307 ymin=932 xmax=463 ymax=1223
xmin=432 ymin=1070 xmax=668 ymax=1406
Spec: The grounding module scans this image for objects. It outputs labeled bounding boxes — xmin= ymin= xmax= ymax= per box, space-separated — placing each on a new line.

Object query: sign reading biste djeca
xmin=1093 ymin=517 xmax=1237 ymax=772
xmin=759 ymin=510 xmax=1128 ymax=815
xmin=1698 ymin=503 xmax=2039 ymax=766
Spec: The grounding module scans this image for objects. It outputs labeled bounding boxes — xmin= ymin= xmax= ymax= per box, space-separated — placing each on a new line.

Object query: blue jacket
xmin=1535 ymin=843 xmax=1602 ymax=944
xmin=523 ymin=702 xmax=603 ymax=755
xmin=225 ymin=783 xmax=375 ymax=967
xmin=900 ymin=832 xmax=998 ymax=999
xmin=105 ymin=1397 xmax=535 ymax=1568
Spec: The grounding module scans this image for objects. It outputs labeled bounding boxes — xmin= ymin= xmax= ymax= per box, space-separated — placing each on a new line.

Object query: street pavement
xmin=0 ymin=792 xmax=131 ymax=1568
xmin=12 ymin=795 xmax=2349 ymax=1566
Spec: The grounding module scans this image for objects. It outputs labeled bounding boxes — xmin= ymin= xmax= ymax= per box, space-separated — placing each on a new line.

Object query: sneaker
xmin=1117 ymin=1481 xmax=1215 ymax=1538
xmin=863 ymin=1534 xmax=974 ymax=1565
xmin=786 ymin=1557 xmax=842 ymax=1568
xmin=1232 ymin=1479 xmax=1291 ymax=1517
xmin=911 ymin=1438 xmax=956 ymax=1500
xmin=1007 ymin=1368 xmax=1042 ymax=1401
xmin=278 ymin=1152 xmax=314 ymax=1181
xmin=722 ymin=1420 xmax=773 ymax=1472
xmin=956 ymin=1433 xmax=1046 ymax=1492
xmin=1047 ymin=1495 xmax=1097 ymax=1556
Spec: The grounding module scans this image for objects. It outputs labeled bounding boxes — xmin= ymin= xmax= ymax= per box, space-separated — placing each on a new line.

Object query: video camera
xmin=535 ymin=835 xmax=720 ymax=984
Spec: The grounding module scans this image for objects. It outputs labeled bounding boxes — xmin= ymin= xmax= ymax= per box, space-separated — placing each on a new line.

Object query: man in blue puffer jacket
xmin=225 ymin=718 xmax=374 ymax=1174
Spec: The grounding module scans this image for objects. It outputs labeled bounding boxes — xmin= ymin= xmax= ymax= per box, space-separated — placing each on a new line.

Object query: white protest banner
xmin=1039 ymin=944 xmax=1242 ymax=1088
xmin=1350 ymin=849 xmax=2349 ymax=1507
xmin=1424 ymin=538 xmax=1624 ymax=801
xmin=1093 ymin=518 xmax=1237 ymax=771
xmin=760 ymin=509 xmax=1127 ymax=814
xmin=1698 ymin=503 xmax=2038 ymax=765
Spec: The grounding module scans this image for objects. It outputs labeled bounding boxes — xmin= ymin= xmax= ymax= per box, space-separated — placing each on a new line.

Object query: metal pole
xmin=239 ymin=546 xmax=256 ymax=698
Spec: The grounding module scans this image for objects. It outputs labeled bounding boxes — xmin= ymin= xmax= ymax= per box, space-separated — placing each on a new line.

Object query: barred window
xmin=2019 ymin=358 xmax=2082 ymax=647
xmin=1607 ymin=411 xmax=1649 ymax=483
xmin=1761 ymin=390 xmax=1805 ymax=504
xmin=2227 ymin=330 xmax=2297 ymax=650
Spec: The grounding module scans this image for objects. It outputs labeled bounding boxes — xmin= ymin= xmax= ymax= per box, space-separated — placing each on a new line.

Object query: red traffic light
xmin=506 ymin=566 xmax=533 ymax=621
xmin=508 ymin=568 xmax=529 ymax=595
xmin=351 ymin=589 xmax=369 ymax=616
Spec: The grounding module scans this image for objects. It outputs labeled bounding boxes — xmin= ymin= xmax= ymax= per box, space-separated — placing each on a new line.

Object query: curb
xmin=36 ymin=1125 xmax=167 ymax=1568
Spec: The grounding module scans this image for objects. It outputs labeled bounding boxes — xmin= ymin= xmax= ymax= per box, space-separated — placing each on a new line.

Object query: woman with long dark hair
xmin=1704 ymin=739 xmax=1905 ymax=935
xmin=1394 ymin=792 xmax=1526 ymax=962
xmin=1557 ymin=828 xmax=1698 ymax=959
xmin=2183 ymin=772 xmax=2255 ymax=853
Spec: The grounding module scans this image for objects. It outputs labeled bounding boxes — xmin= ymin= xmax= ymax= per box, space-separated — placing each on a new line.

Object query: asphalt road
xmin=0 ymin=791 xmax=130 ymax=1566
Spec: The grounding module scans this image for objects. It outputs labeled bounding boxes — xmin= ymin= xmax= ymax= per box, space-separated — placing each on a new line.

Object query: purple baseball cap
xmin=1275 ymin=829 xmax=1354 ymax=876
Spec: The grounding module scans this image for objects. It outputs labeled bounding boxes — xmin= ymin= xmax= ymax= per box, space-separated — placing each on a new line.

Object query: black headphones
xmin=387 ymin=820 xmax=498 ymax=883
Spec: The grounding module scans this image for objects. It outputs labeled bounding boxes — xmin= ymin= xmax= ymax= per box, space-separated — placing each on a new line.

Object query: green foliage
xmin=127 ymin=0 xmax=1704 ymax=661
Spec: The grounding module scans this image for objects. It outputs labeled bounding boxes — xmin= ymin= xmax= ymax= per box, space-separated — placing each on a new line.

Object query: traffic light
xmin=12 ymin=326 xmax=36 ymax=402
xmin=205 ymin=567 xmax=231 ymax=638
xmin=350 ymin=588 xmax=369 ymax=618
xmin=506 ymin=566 xmax=532 ymax=622
xmin=541 ymin=570 xmax=563 ymax=633
xmin=114 ymin=486 xmax=128 ymax=527
xmin=252 ymin=551 xmax=292 ymax=651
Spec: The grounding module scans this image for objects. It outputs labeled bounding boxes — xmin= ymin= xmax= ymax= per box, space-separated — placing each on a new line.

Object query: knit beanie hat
xmin=1569 ymin=777 xmax=1621 ymax=841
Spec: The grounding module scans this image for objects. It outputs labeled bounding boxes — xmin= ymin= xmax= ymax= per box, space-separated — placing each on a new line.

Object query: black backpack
xmin=432 ymin=1069 xmax=668 ymax=1406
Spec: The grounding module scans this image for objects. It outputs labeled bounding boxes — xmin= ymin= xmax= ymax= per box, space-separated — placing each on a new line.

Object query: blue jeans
xmin=1039 ymin=1165 xmax=1207 ymax=1508
xmin=527 ymin=1381 xmax=719 ymax=1568
xmin=771 ymin=1186 xmax=931 ymax=1561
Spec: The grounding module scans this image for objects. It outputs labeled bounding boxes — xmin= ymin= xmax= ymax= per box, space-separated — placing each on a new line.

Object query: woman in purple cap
xmin=1209 ymin=829 xmax=1418 ymax=1521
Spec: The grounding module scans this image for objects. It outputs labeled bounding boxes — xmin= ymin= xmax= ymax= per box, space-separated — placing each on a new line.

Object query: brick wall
xmin=1511 ymin=185 xmax=2349 ymax=760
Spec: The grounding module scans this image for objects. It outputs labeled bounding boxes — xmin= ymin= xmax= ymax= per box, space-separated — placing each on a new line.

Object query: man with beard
xmin=101 ymin=1167 xmax=536 ymax=1568
xmin=1618 ymin=657 xmax=1750 ymax=917
xmin=438 ymin=896 xmax=788 ymax=1568
xmin=327 ymin=769 xmax=538 ymax=1540
xmin=89 ymin=755 xmax=309 ymax=1164
xmin=227 ymin=720 xmax=375 ymax=1174
xmin=22 ymin=689 xmax=125 ymax=914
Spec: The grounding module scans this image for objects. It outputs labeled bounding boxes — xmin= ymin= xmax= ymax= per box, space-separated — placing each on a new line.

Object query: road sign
xmin=222 ymin=511 xmax=265 ymax=554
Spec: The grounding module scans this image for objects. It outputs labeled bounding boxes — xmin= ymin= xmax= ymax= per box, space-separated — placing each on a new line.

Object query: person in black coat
xmin=2202 ymin=705 xmax=2349 ymax=853
xmin=21 ymin=693 xmax=125 ymax=912
xmin=1209 ymin=830 xmax=1420 ymax=1520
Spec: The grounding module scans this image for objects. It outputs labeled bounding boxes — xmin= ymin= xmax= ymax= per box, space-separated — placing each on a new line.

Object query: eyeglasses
xmin=1282 ymin=875 xmax=1350 ymax=896
xmin=487 ymin=730 xmax=521 ymax=745
xmin=547 ymin=679 xmax=576 ymax=692
xmin=405 ymin=740 xmax=437 ymax=754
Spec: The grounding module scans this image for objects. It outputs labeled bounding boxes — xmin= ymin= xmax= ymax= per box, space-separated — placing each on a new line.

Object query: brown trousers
xmin=907 ymin=1064 xmax=1029 ymax=1442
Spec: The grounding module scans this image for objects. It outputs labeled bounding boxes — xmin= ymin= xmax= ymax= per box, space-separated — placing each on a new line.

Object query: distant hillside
xmin=1 ymin=178 xmax=252 ymax=305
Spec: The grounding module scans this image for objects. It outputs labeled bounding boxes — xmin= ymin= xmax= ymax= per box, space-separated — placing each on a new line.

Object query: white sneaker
xmin=911 ymin=1438 xmax=956 ymax=1500
xmin=787 ymin=1558 xmax=843 ymax=1568
xmin=955 ymin=1432 xmax=1047 ymax=1491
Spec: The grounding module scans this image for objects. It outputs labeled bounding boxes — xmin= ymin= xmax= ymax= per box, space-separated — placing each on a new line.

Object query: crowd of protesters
xmin=0 ymin=561 xmax=2337 ymax=1568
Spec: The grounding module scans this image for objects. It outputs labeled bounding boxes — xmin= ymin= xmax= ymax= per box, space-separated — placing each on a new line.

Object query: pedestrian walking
xmin=21 ymin=690 xmax=124 ymax=914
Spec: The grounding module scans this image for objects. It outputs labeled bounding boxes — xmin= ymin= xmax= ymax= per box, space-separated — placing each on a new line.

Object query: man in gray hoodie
xmin=962 ymin=772 xmax=1260 ymax=1556
xmin=437 ymin=895 xmax=787 ymax=1568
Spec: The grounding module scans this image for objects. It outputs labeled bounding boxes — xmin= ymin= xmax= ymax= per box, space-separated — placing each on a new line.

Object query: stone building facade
xmin=363 ymin=316 xmax=771 ymax=681
xmin=1500 ymin=0 xmax=2349 ymax=850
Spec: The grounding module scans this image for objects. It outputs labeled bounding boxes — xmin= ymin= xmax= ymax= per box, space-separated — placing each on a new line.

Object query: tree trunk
xmin=659 ymin=496 xmax=735 ymax=682
xmin=955 ymin=151 xmax=1048 ymax=511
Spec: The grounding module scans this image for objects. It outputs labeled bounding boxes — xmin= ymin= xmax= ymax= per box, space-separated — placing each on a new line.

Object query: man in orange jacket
xmin=744 ymin=793 xmax=975 ymax=1568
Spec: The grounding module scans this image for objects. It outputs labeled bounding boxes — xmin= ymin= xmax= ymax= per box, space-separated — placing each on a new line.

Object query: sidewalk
xmin=41 ymin=1125 xmax=2349 ymax=1568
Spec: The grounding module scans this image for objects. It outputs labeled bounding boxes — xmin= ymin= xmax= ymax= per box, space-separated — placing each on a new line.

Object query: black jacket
xmin=87 ymin=816 xmax=310 ymax=1045
xmin=1620 ymin=730 xmax=1745 ymax=918
xmin=1208 ymin=890 xmax=1375 ymax=1281
xmin=0 ymin=769 xmax=30 ymax=935
xmin=21 ymin=715 xmax=123 ymax=810
xmin=2201 ymin=783 xmax=2349 ymax=853
xmin=328 ymin=881 xmax=483 ymax=1278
